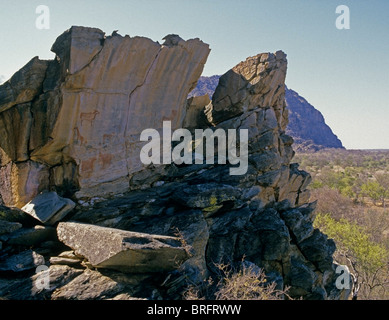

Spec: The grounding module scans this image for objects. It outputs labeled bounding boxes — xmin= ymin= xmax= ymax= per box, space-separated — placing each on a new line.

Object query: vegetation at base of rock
xmin=297 ymin=149 xmax=389 ymax=300
xmin=184 ymin=262 xmax=290 ymax=300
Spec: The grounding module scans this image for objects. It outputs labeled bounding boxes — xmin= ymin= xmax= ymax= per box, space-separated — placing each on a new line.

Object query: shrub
xmin=183 ymin=262 xmax=290 ymax=300
xmin=314 ymin=213 xmax=389 ymax=299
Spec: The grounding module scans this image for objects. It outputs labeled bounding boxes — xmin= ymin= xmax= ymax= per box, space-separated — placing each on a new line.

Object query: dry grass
xmin=184 ymin=262 xmax=291 ymax=300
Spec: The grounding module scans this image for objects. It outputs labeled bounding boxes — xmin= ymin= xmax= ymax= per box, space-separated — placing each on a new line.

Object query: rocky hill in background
xmin=190 ymin=76 xmax=344 ymax=151
xmin=0 ymin=27 xmax=349 ymax=300
xmin=285 ymin=87 xmax=344 ymax=151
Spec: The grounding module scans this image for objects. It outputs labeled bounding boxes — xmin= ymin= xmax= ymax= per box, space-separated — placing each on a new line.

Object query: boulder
xmin=21 ymin=192 xmax=75 ymax=225
xmin=207 ymin=51 xmax=287 ymax=126
xmin=56 ymin=222 xmax=189 ymax=273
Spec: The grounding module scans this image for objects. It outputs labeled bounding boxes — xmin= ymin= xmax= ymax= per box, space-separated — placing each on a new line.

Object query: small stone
xmin=21 ymin=192 xmax=75 ymax=225
xmin=49 ymin=256 xmax=81 ymax=266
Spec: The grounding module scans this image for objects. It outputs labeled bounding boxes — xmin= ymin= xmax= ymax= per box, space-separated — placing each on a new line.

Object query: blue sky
xmin=0 ymin=0 xmax=388 ymax=149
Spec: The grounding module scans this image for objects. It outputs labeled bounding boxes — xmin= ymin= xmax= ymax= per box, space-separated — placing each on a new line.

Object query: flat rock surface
xmin=21 ymin=192 xmax=75 ymax=225
xmin=57 ymin=222 xmax=189 ymax=273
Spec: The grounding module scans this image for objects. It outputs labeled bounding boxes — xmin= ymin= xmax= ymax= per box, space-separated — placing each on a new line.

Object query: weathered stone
xmin=0 ymin=264 xmax=83 ymax=299
xmin=0 ymin=57 xmax=48 ymax=113
xmin=49 ymin=162 xmax=79 ymax=198
xmin=287 ymin=257 xmax=317 ymax=297
xmin=50 ymin=268 xmax=150 ymax=300
xmin=129 ymin=210 xmax=210 ymax=284
xmin=0 ymin=250 xmax=45 ymax=272
xmin=171 ymin=183 xmax=241 ymax=210
xmin=0 ymin=205 xmax=34 ymax=224
xmin=21 ymin=192 xmax=75 ymax=225
xmin=206 ymin=234 xmax=238 ymax=273
xmin=0 ymin=26 xmax=210 ymax=205
xmin=250 ymin=150 xmax=282 ymax=172
xmin=0 ymin=220 xmax=22 ymax=236
xmin=184 ymin=94 xmax=211 ymax=128
xmin=281 ymin=209 xmax=314 ymax=243
xmin=49 ymin=256 xmax=82 ymax=266
xmin=57 ymin=222 xmax=189 ymax=273
xmin=208 ymin=207 xmax=252 ymax=236
xmin=298 ymin=229 xmax=336 ymax=272
xmin=208 ymin=52 xmax=287 ymax=125
xmin=0 ymin=103 xmax=32 ymax=163
xmin=256 ymin=169 xmax=282 ymax=187
xmin=0 ymin=161 xmax=50 ymax=208
xmin=51 ymin=26 xmax=105 ymax=75
xmin=29 ymin=90 xmax=62 ymax=153
xmin=249 ymin=209 xmax=290 ymax=261
xmin=6 ymin=225 xmax=56 ymax=246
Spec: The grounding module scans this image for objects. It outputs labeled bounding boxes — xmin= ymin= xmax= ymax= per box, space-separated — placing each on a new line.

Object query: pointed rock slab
xmin=21 ymin=192 xmax=75 ymax=225
xmin=56 ymin=222 xmax=189 ymax=273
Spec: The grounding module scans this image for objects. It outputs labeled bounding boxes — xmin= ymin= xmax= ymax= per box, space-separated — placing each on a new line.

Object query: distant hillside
xmin=189 ymin=76 xmax=344 ymax=151
xmin=188 ymin=75 xmax=220 ymax=98
xmin=285 ymin=87 xmax=344 ymax=151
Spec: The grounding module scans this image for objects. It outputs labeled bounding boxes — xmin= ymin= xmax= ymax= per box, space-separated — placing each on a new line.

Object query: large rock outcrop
xmin=0 ymin=27 xmax=349 ymax=300
xmin=0 ymin=26 xmax=210 ymax=207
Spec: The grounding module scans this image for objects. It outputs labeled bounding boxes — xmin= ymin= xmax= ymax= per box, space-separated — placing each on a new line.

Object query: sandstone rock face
xmin=0 ymin=26 xmax=210 ymax=206
xmin=0 ymin=27 xmax=348 ymax=300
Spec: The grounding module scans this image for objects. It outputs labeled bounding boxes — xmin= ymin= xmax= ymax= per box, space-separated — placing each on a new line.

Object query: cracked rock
xmin=56 ymin=222 xmax=189 ymax=273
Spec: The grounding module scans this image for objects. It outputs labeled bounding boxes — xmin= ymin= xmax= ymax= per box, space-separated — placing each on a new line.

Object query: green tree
xmin=374 ymin=173 xmax=389 ymax=208
xmin=361 ymin=181 xmax=383 ymax=206
xmin=315 ymin=213 xmax=389 ymax=299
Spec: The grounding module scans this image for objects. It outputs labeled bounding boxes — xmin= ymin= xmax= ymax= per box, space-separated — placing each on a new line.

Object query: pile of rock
xmin=0 ymin=27 xmax=350 ymax=300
